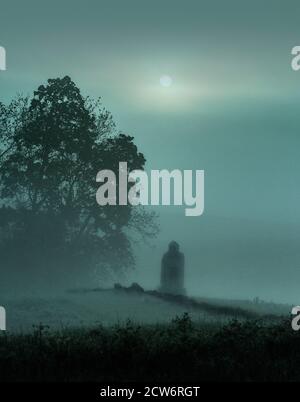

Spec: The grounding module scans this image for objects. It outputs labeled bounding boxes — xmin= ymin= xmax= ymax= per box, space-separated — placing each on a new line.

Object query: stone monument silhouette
xmin=160 ymin=241 xmax=186 ymax=295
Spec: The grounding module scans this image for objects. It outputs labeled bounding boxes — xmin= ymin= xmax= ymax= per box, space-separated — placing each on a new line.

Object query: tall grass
xmin=0 ymin=314 xmax=296 ymax=382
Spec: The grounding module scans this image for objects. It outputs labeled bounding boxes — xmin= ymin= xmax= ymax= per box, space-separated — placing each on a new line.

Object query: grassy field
xmin=0 ymin=290 xmax=296 ymax=382
xmin=1 ymin=288 xmax=291 ymax=332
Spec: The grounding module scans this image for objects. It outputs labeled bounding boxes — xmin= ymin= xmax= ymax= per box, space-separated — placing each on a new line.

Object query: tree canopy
xmin=0 ymin=76 xmax=157 ymax=285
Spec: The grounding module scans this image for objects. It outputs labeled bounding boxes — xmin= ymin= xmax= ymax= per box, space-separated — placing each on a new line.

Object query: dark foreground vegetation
xmin=0 ymin=313 xmax=297 ymax=382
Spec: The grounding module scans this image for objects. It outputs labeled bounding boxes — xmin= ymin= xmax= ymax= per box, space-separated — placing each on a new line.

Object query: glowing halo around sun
xmin=135 ymin=71 xmax=205 ymax=113
xmin=160 ymin=75 xmax=173 ymax=87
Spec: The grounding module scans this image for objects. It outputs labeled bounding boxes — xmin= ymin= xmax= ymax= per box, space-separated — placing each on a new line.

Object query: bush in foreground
xmin=0 ymin=314 xmax=297 ymax=382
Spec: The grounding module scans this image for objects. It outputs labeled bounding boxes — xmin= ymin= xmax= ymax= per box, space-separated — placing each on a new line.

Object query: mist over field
xmin=0 ymin=1 xmax=299 ymax=336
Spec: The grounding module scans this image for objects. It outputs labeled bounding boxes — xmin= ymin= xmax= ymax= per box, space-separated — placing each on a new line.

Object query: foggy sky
xmin=0 ymin=0 xmax=300 ymax=303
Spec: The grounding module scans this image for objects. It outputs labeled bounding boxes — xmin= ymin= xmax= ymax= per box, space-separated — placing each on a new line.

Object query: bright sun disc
xmin=160 ymin=75 xmax=173 ymax=87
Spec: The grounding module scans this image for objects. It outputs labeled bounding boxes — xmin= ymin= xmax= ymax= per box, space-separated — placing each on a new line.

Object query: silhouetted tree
xmin=0 ymin=76 xmax=157 ymax=283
